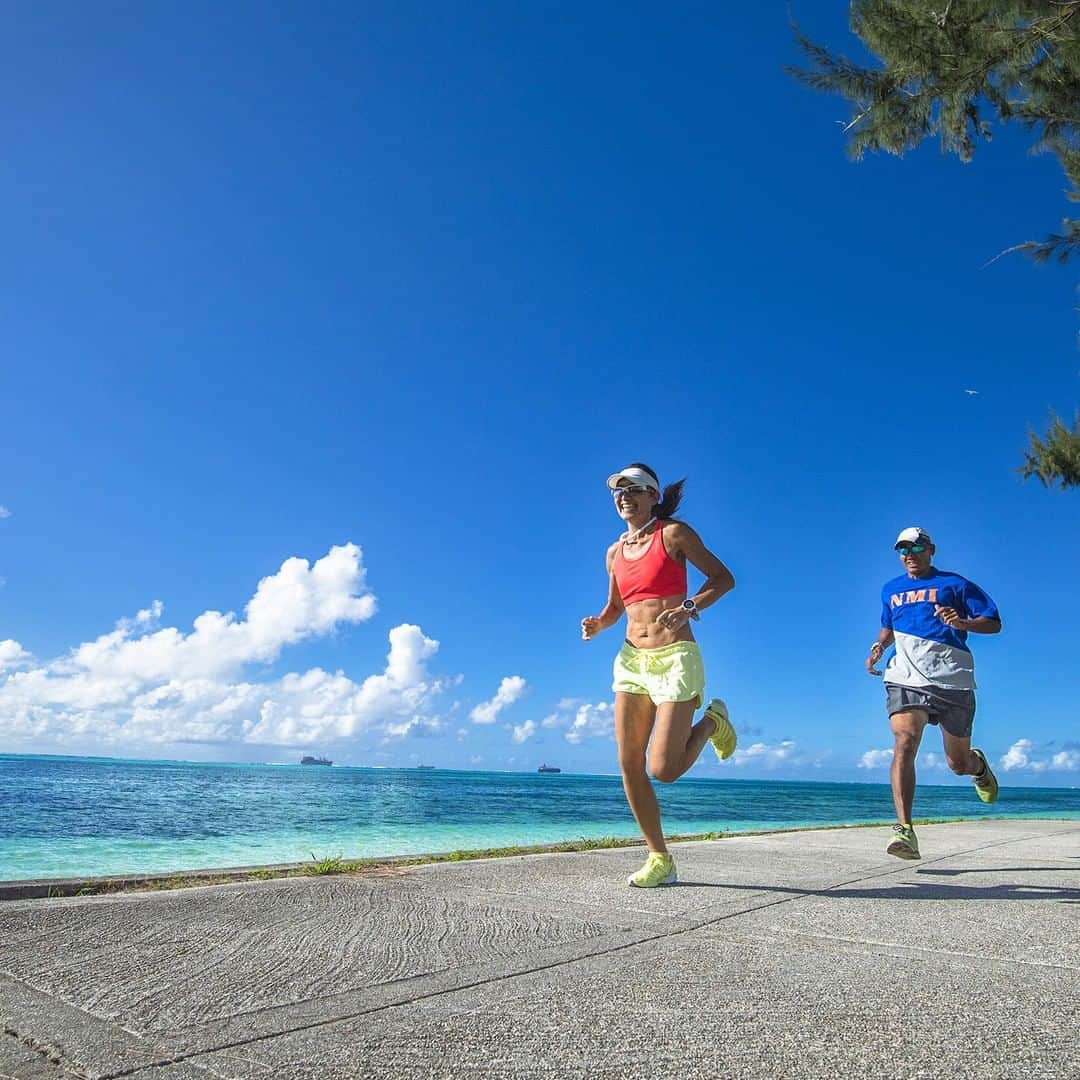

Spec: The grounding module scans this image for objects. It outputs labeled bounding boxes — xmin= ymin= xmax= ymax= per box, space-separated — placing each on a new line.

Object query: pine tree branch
xmin=791 ymin=4 xmax=1079 ymax=492
xmin=983 ymin=219 xmax=1080 ymax=266
xmin=1020 ymin=411 xmax=1080 ymax=489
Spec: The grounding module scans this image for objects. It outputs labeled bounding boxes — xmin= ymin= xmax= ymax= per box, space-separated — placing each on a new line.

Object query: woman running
xmin=581 ymin=463 xmax=737 ymax=887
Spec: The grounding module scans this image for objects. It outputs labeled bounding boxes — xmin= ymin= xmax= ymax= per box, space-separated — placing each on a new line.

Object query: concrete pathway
xmin=1 ymin=820 xmax=1077 ymax=1079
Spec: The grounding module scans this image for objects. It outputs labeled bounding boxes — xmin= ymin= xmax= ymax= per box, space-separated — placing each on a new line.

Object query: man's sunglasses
xmin=896 ymin=544 xmax=928 ymax=556
xmin=612 ymin=484 xmax=652 ymax=498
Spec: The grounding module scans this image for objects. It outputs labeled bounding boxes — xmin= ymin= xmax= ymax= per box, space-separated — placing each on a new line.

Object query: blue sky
xmin=1 ymin=3 xmax=1077 ymax=785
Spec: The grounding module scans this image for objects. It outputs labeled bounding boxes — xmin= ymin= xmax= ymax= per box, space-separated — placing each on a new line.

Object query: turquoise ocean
xmin=3 ymin=753 xmax=1077 ymax=881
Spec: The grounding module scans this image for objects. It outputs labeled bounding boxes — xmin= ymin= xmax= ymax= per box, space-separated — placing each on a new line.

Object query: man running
xmin=867 ymin=527 xmax=1002 ymax=860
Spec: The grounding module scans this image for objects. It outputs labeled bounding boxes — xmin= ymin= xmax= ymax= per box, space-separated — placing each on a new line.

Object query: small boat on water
xmin=537 ymin=764 xmax=561 ymax=773
xmin=416 ymin=765 xmax=435 ymax=770
xmin=300 ymin=755 xmax=332 ymax=766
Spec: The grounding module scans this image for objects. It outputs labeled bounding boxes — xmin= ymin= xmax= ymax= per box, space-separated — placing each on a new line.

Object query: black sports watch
xmin=681 ymin=598 xmax=700 ymax=621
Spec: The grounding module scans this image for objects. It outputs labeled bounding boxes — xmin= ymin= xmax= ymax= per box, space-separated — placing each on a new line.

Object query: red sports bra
xmin=613 ymin=520 xmax=687 ymax=605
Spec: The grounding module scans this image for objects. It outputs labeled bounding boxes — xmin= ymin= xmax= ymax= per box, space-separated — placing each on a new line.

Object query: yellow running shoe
xmin=628 ymin=851 xmax=677 ymax=888
xmin=972 ymin=748 xmax=999 ymax=803
xmin=704 ymin=698 xmax=736 ymax=761
xmin=886 ymin=823 xmax=920 ymax=860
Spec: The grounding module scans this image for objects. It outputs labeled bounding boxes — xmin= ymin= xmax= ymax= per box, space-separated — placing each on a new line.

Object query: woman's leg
xmin=649 ymin=698 xmax=715 ymax=783
xmin=615 ymin=691 xmax=667 ymax=853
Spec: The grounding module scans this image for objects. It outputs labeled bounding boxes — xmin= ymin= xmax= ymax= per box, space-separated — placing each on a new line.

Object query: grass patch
xmin=427 ymin=836 xmax=638 ymax=864
xmin=303 ymin=853 xmax=363 ymax=876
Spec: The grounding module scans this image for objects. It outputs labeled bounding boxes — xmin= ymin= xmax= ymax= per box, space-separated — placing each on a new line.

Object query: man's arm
xmin=867 ymin=629 xmax=895 ymax=676
xmin=940 ymin=580 xmax=1002 ymax=634
xmin=936 ymin=610 xmax=1002 ymax=634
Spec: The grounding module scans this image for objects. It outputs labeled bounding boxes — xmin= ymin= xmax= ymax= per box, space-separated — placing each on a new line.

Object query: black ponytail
xmin=626 ymin=461 xmax=685 ymax=520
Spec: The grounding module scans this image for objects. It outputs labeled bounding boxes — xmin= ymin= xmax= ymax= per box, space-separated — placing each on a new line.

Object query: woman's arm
xmin=581 ymin=544 xmax=625 ymax=640
xmin=652 ymin=523 xmax=734 ymax=632
xmin=668 ymin=522 xmax=735 ymax=612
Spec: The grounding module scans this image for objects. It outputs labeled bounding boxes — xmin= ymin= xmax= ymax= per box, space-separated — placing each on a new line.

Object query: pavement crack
xmin=115 ymin=826 xmax=1080 ymax=1072
xmin=2 ymin=1023 xmax=88 ymax=1079
xmin=759 ymin=928 xmax=1077 ymax=971
xmin=15 ymin=822 xmax=1079 ymax=1078
xmin=122 ymin=887 xmax=820 ymax=1071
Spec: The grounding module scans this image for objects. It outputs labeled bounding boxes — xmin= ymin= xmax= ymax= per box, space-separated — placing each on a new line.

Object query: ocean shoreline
xmin=5 ymin=753 xmax=1079 ymax=883
xmin=4 ymin=814 xmax=1077 ymax=901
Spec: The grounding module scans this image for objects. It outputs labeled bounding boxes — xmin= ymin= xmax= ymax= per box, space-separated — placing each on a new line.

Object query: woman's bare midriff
xmin=623 ymin=593 xmax=693 ymax=649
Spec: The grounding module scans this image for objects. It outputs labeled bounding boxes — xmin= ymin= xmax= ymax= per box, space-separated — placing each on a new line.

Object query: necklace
xmin=621 ymin=517 xmax=657 ymax=544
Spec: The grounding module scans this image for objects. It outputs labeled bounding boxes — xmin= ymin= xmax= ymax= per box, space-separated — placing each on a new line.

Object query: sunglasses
xmin=896 ymin=544 xmax=928 ymax=556
xmin=612 ymin=484 xmax=652 ymax=498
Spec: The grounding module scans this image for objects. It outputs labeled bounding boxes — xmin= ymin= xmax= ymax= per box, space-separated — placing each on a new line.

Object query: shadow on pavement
xmin=673 ymin=875 xmax=1080 ymax=903
xmin=917 ymin=866 xmax=1079 ymax=875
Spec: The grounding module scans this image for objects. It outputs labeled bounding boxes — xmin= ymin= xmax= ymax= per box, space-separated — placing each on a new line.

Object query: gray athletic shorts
xmin=885 ymin=684 xmax=976 ymax=738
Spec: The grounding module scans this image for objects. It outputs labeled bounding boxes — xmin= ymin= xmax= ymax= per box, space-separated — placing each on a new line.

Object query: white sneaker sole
xmin=886 ymin=842 xmax=920 ymax=860
xmin=627 ymin=870 xmax=678 ymax=887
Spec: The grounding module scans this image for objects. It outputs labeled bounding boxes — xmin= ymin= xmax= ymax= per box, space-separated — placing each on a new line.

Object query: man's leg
xmin=890 ymin=709 xmax=928 ymax=824
xmin=940 ymin=731 xmax=983 ymax=776
xmin=941 ymin=704 xmax=998 ymax=802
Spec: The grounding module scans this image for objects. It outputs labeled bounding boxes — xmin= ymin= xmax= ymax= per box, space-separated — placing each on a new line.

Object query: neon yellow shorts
xmin=612 ymin=641 xmax=704 ymax=707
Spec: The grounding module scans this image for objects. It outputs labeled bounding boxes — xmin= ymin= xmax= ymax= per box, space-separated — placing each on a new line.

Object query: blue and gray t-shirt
xmin=880 ymin=569 xmax=999 ymax=692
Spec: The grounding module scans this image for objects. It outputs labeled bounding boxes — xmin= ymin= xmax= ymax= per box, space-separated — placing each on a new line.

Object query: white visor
xmin=607 ymin=466 xmax=659 ymax=492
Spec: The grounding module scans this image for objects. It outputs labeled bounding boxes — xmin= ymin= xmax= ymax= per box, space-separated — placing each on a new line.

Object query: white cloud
xmin=0 ymin=505 xmax=11 ymax=519
xmin=511 ymin=719 xmax=537 ymax=744
xmin=859 ymin=748 xmax=893 ymax=769
xmin=857 ymin=747 xmax=945 ymax=770
xmin=0 ymin=640 xmax=32 ymax=672
xmin=470 ymin=675 xmax=526 ymax=724
xmin=729 ymin=740 xmax=802 ymax=768
xmin=58 ymin=544 xmax=376 ymax=687
xmin=565 ymin=702 xmax=613 ymax=744
xmin=1051 ymin=750 xmax=1080 ymax=770
xmin=536 ymin=700 xmax=615 ymax=745
xmin=0 ymin=545 xmax=455 ymax=749
xmin=1000 ymin=739 xmax=1039 ymax=772
xmin=1001 ymin=739 xmax=1080 ymax=774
